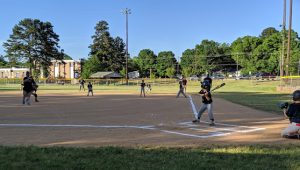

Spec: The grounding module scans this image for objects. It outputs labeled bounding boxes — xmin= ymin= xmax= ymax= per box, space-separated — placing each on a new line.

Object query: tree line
xmin=2 ymin=18 xmax=300 ymax=78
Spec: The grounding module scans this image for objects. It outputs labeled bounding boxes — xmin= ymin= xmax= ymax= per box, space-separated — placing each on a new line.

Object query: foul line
xmin=0 ymin=123 xmax=156 ymax=130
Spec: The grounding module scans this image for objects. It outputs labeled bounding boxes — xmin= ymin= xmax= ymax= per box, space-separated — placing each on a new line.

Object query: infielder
xmin=176 ymin=80 xmax=187 ymax=98
xmin=140 ymin=80 xmax=146 ymax=97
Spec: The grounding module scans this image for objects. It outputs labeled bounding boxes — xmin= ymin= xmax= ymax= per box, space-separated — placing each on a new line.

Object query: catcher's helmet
xmin=201 ymin=80 xmax=210 ymax=90
xmin=293 ymin=90 xmax=300 ymax=101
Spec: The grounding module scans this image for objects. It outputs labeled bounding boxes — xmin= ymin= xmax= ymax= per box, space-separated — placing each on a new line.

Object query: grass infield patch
xmin=0 ymin=145 xmax=300 ymax=170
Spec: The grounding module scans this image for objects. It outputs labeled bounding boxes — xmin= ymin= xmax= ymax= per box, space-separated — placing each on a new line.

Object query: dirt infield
xmin=0 ymin=91 xmax=298 ymax=147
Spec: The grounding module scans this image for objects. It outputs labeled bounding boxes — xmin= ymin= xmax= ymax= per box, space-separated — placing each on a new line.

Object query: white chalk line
xmin=160 ymin=130 xmax=229 ymax=138
xmin=0 ymin=123 xmax=156 ymax=130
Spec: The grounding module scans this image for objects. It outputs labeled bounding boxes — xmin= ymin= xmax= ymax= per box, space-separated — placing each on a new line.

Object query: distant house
xmin=128 ymin=71 xmax=140 ymax=79
xmin=0 ymin=67 xmax=29 ymax=78
xmin=49 ymin=59 xmax=81 ymax=79
xmin=90 ymin=72 xmax=123 ymax=79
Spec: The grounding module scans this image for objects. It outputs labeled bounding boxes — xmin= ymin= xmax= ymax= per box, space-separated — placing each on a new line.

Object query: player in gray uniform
xmin=192 ymin=80 xmax=215 ymax=126
xmin=176 ymin=80 xmax=187 ymax=98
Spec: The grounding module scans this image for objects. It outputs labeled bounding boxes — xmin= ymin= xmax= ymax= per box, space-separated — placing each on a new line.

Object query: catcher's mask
xmin=201 ymin=80 xmax=210 ymax=90
xmin=293 ymin=90 xmax=300 ymax=101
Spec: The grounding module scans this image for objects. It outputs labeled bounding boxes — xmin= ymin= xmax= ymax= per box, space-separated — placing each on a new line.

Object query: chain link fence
xmin=277 ymin=76 xmax=300 ymax=92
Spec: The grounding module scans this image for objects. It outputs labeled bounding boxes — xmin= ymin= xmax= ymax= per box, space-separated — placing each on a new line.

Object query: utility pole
xmin=298 ymin=59 xmax=300 ymax=75
xmin=122 ymin=8 xmax=131 ymax=85
xmin=236 ymin=56 xmax=239 ymax=77
xmin=280 ymin=0 xmax=286 ymax=77
xmin=176 ymin=56 xmax=179 ymax=75
xmin=286 ymin=0 xmax=293 ymax=76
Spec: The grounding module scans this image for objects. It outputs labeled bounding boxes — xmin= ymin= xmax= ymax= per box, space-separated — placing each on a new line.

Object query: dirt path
xmin=0 ymin=92 xmax=296 ymax=147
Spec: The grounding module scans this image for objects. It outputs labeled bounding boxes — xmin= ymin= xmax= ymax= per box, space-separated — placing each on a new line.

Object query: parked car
xmin=189 ymin=75 xmax=199 ymax=81
xmin=255 ymin=73 xmax=277 ymax=80
xmin=235 ymin=74 xmax=251 ymax=80
xmin=211 ymin=74 xmax=225 ymax=79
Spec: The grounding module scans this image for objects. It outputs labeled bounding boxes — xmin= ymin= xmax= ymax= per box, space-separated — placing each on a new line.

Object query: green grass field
xmin=0 ymin=79 xmax=290 ymax=113
xmin=0 ymin=145 xmax=299 ymax=170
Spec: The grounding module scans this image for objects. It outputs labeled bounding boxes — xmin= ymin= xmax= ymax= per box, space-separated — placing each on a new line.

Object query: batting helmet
xmin=293 ymin=90 xmax=300 ymax=101
xmin=201 ymin=80 xmax=210 ymax=90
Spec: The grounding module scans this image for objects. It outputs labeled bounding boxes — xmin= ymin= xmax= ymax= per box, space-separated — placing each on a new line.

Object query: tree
xmin=3 ymin=18 xmax=63 ymax=77
xmin=252 ymin=32 xmax=282 ymax=74
xmin=288 ymin=30 xmax=300 ymax=74
xmin=63 ymin=54 xmax=73 ymax=60
xmin=156 ymin=51 xmax=177 ymax=77
xmin=166 ymin=67 xmax=176 ymax=78
xmin=260 ymin=27 xmax=279 ymax=39
xmin=231 ymin=36 xmax=263 ymax=74
xmin=0 ymin=55 xmax=7 ymax=67
xmin=88 ymin=20 xmax=126 ymax=72
xmin=81 ymin=55 xmax=101 ymax=78
xmin=135 ymin=49 xmax=157 ymax=77
xmin=194 ymin=40 xmax=221 ymax=75
xmin=180 ymin=49 xmax=195 ymax=76
xmin=111 ymin=36 xmax=126 ymax=72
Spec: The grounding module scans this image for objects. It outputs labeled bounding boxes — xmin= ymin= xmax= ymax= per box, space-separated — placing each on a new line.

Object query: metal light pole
xmin=280 ymin=0 xmax=286 ymax=77
xmin=122 ymin=8 xmax=131 ymax=85
xmin=286 ymin=0 xmax=293 ymax=76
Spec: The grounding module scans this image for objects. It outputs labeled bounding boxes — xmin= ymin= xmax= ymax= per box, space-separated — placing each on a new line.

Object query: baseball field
xmin=0 ymin=79 xmax=300 ymax=169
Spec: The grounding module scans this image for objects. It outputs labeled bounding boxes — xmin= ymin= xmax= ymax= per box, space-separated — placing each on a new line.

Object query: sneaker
xmin=209 ymin=122 xmax=215 ymax=126
xmin=35 ymin=99 xmax=39 ymax=102
xmin=192 ymin=119 xmax=200 ymax=123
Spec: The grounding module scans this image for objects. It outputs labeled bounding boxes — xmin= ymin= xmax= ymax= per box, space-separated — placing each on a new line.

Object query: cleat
xmin=192 ymin=119 xmax=200 ymax=123
xmin=209 ymin=122 xmax=215 ymax=126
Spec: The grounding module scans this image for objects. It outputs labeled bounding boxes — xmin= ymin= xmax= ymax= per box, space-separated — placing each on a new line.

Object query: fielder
xmin=176 ymin=80 xmax=187 ymax=98
xmin=22 ymin=71 xmax=34 ymax=105
xmin=30 ymin=76 xmax=39 ymax=102
xmin=140 ymin=80 xmax=146 ymax=97
xmin=87 ymin=82 xmax=93 ymax=96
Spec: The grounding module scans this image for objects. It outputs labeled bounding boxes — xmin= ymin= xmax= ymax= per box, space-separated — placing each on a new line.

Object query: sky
xmin=0 ymin=0 xmax=299 ymax=60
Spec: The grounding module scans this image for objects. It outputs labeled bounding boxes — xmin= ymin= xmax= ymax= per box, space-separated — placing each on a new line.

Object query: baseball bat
xmin=209 ymin=83 xmax=226 ymax=93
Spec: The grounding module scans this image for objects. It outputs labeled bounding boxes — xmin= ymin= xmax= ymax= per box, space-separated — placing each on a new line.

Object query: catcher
xmin=281 ymin=90 xmax=300 ymax=139
xmin=192 ymin=80 xmax=215 ymax=126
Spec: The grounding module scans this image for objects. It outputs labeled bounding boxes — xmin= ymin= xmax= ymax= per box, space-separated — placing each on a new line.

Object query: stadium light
xmin=122 ymin=8 xmax=131 ymax=85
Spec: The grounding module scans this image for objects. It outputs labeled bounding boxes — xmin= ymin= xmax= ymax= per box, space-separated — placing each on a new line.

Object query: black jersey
xmin=199 ymin=89 xmax=213 ymax=104
xmin=287 ymin=103 xmax=300 ymax=123
xmin=23 ymin=77 xmax=34 ymax=92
